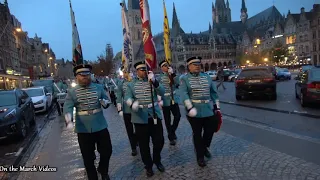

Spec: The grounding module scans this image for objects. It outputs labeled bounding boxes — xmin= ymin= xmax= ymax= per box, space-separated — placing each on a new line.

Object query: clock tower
xmin=240 ymin=0 xmax=248 ymax=24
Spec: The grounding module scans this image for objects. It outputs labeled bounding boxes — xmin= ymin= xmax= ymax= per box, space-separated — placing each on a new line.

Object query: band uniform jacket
xmin=158 ymin=73 xmax=180 ymax=107
xmin=124 ymin=77 xmax=165 ymax=124
xmin=116 ymin=79 xmax=131 ymax=114
xmin=63 ymin=83 xmax=110 ymax=133
xmin=180 ymin=72 xmax=219 ymax=118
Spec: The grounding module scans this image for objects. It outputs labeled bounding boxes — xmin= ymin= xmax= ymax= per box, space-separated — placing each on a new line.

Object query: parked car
xmin=276 ymin=68 xmax=291 ymax=80
xmin=0 ymin=89 xmax=35 ymax=139
xmin=235 ymin=67 xmax=277 ymax=100
xmin=23 ymin=86 xmax=53 ymax=113
xmin=295 ymin=67 xmax=320 ymax=107
xmin=206 ymin=71 xmax=217 ymax=81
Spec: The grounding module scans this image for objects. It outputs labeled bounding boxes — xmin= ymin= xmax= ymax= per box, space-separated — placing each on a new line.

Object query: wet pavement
xmin=8 ymin=103 xmax=320 ymax=180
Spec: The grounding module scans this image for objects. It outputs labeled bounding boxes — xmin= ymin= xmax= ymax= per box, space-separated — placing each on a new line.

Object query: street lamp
xmin=246 ymin=60 xmax=250 ymax=64
xmin=49 ymin=57 xmax=53 ymax=60
xmin=44 ymin=49 xmax=48 ymax=53
xmin=16 ymin=28 xmax=22 ymax=32
xmin=264 ymin=58 xmax=268 ymax=62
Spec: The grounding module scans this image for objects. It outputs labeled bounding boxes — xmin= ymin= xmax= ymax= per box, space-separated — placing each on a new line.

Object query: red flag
xmin=139 ymin=0 xmax=157 ymax=71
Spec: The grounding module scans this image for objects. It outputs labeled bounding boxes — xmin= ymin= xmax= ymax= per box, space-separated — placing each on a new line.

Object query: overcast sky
xmin=7 ymin=0 xmax=319 ymax=61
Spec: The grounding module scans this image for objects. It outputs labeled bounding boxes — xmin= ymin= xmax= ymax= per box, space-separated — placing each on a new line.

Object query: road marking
xmin=223 ymin=114 xmax=320 ymax=145
xmin=15 ymin=147 xmax=23 ymax=157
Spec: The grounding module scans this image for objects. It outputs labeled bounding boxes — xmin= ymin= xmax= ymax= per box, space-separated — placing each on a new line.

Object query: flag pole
xmin=139 ymin=0 xmax=158 ymax=124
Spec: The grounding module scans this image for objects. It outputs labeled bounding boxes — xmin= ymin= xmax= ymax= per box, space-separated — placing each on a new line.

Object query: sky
xmin=7 ymin=0 xmax=320 ymax=61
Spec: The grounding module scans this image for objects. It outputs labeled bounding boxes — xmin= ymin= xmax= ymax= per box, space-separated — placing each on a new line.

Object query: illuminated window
xmin=256 ymin=39 xmax=261 ymax=44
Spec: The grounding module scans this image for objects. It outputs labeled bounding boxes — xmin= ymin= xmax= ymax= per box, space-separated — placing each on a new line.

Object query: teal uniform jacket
xmin=63 ymin=83 xmax=110 ymax=133
xmin=124 ymin=77 xmax=165 ymax=124
xmin=115 ymin=79 xmax=131 ymax=114
xmin=158 ymin=73 xmax=179 ymax=107
xmin=180 ymin=72 xmax=219 ymax=118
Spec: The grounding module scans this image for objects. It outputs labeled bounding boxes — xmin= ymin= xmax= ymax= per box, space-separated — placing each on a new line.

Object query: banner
xmin=69 ymin=0 xmax=83 ymax=67
xmin=120 ymin=1 xmax=132 ymax=74
xmin=139 ymin=0 xmax=157 ymax=71
xmin=163 ymin=0 xmax=172 ymax=65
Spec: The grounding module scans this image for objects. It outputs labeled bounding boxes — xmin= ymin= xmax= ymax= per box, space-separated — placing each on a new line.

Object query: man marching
xmin=179 ymin=56 xmax=223 ymax=167
xmin=124 ymin=61 xmax=165 ymax=177
xmin=64 ymin=64 xmax=112 ymax=180
xmin=115 ymin=68 xmax=138 ymax=156
xmin=158 ymin=60 xmax=181 ymax=145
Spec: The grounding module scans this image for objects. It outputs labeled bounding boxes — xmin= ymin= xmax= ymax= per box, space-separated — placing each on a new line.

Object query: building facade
xmin=310 ymin=4 xmax=320 ymax=66
xmin=56 ymin=58 xmax=73 ymax=79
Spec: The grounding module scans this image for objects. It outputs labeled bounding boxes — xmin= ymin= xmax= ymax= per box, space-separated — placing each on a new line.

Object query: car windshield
xmin=24 ymin=89 xmax=44 ymax=97
xmin=310 ymin=69 xmax=320 ymax=80
xmin=239 ymin=69 xmax=271 ymax=77
xmin=0 ymin=93 xmax=17 ymax=106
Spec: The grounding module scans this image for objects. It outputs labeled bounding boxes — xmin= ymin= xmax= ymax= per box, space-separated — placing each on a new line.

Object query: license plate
xmin=248 ymin=80 xmax=261 ymax=83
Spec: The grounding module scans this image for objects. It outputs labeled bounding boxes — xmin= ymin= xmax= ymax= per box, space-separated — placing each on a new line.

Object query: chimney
xmin=301 ymin=7 xmax=305 ymax=13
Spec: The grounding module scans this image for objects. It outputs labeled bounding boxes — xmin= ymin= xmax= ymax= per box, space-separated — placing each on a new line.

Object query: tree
xmin=91 ymin=54 xmax=114 ymax=76
xmin=272 ymin=41 xmax=289 ymax=63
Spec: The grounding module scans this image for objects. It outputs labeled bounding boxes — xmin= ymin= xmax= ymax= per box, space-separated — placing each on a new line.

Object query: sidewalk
xmin=16 ymin=107 xmax=320 ymax=180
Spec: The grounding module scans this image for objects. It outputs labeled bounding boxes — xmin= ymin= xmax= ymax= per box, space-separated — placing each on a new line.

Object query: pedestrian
xmin=63 ymin=64 xmax=112 ymax=180
xmin=124 ymin=61 xmax=165 ymax=177
xmin=53 ymin=77 xmax=64 ymax=116
xmin=157 ymin=60 xmax=181 ymax=146
xmin=107 ymin=75 xmax=117 ymax=107
xmin=217 ymin=66 xmax=226 ymax=90
xmin=115 ymin=68 xmax=138 ymax=156
xmin=180 ymin=56 xmax=223 ymax=167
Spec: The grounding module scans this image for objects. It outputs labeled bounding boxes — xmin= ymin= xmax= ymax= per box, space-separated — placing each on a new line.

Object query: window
xmin=306 ymin=46 xmax=309 ymax=53
xmin=313 ymin=31 xmax=316 ymax=39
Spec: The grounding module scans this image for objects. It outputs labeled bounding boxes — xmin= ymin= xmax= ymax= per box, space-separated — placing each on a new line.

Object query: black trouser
xmin=109 ymin=91 xmax=116 ymax=106
xmin=123 ymin=113 xmax=137 ymax=150
xmin=77 ymin=128 xmax=112 ymax=180
xmin=134 ymin=118 xmax=164 ymax=169
xmin=162 ymin=103 xmax=181 ymax=141
xmin=217 ymin=76 xmax=226 ymax=89
xmin=187 ymin=115 xmax=218 ymax=160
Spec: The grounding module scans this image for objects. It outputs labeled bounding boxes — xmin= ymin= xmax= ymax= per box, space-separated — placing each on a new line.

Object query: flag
xmin=139 ymin=0 xmax=157 ymax=71
xmin=120 ymin=1 xmax=132 ymax=74
xmin=69 ymin=0 xmax=83 ymax=67
xmin=163 ymin=0 xmax=171 ymax=65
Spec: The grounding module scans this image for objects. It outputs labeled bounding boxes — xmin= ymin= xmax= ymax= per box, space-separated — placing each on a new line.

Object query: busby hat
xmin=159 ymin=60 xmax=168 ymax=68
xmin=134 ymin=61 xmax=147 ymax=70
xmin=187 ymin=56 xmax=202 ymax=65
xmin=73 ymin=64 xmax=92 ymax=76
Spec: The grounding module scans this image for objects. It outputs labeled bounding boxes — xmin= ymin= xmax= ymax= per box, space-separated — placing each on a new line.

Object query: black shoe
xmin=100 ymin=174 xmax=110 ymax=180
xmin=155 ymin=163 xmax=165 ymax=172
xmin=170 ymin=140 xmax=176 ymax=146
xmin=146 ymin=168 xmax=154 ymax=177
xmin=204 ymin=148 xmax=212 ymax=158
xmin=131 ymin=149 xmax=137 ymax=156
xmin=197 ymin=159 xmax=206 ymax=167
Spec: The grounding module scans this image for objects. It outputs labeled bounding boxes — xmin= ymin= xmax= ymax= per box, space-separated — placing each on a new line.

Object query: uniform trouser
xmin=123 ymin=113 xmax=138 ymax=150
xmin=162 ymin=103 xmax=181 ymax=141
xmin=187 ymin=115 xmax=218 ymax=160
xmin=109 ymin=91 xmax=116 ymax=106
xmin=77 ymin=128 xmax=112 ymax=180
xmin=134 ymin=118 xmax=164 ymax=169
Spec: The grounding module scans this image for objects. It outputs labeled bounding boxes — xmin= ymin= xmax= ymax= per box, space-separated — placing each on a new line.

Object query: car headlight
xmin=5 ymin=109 xmax=16 ymax=120
xmin=71 ymin=82 xmax=77 ymax=87
xmin=34 ymin=100 xmax=44 ymax=105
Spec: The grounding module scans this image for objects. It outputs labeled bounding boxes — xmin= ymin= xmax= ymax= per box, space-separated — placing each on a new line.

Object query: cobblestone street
xmin=15 ymin=106 xmax=320 ymax=180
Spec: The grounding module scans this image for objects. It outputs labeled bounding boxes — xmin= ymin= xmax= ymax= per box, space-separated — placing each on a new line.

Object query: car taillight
xmin=307 ymin=83 xmax=316 ymax=89
xmin=236 ymin=79 xmax=245 ymax=84
xmin=263 ymin=78 xmax=274 ymax=82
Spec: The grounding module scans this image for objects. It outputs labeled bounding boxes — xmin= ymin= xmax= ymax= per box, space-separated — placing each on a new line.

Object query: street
xmin=0 ymin=78 xmax=319 ymax=180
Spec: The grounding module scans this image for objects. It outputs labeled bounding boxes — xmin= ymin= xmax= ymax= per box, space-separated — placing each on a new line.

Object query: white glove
xmin=188 ymin=108 xmax=197 ymax=117
xmin=184 ymin=99 xmax=193 ymax=110
xmin=99 ymin=99 xmax=110 ymax=108
xmin=132 ymin=101 xmax=139 ymax=112
xmin=126 ymin=98 xmax=133 ymax=106
xmin=168 ymin=67 xmax=174 ymax=74
xmin=117 ymin=103 xmax=122 ymax=112
xmin=64 ymin=113 xmax=74 ymax=129
xmin=159 ymin=100 xmax=163 ymax=107
xmin=148 ymin=71 xmax=155 ymax=82
xmin=119 ymin=111 xmax=123 ymax=117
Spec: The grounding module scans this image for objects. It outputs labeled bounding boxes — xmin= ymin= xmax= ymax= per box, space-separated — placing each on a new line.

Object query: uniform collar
xmin=189 ymin=72 xmax=200 ymax=77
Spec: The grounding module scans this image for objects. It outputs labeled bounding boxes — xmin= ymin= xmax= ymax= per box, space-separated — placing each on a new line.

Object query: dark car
xmin=235 ymin=67 xmax=277 ymax=100
xmin=0 ymin=89 xmax=35 ymax=139
xmin=295 ymin=67 xmax=320 ymax=107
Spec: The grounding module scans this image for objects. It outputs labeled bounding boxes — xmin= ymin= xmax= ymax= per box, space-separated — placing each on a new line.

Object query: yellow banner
xmin=163 ymin=0 xmax=171 ymax=65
